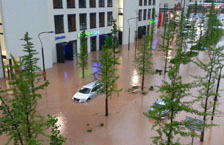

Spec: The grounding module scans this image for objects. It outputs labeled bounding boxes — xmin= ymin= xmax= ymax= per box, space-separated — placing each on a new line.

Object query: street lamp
xmin=128 ymin=17 xmax=138 ymax=51
xmin=38 ymin=31 xmax=54 ymax=81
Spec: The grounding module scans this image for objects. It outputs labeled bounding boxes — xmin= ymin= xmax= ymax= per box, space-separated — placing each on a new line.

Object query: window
xmin=80 ymin=14 xmax=87 ymax=30
xmin=53 ymin=0 xmax=63 ymax=8
xmin=90 ymin=0 xmax=96 ymax=8
xmin=148 ymin=0 xmax=151 ymax=5
xmin=139 ymin=0 xmax=142 ymax=6
xmin=148 ymin=9 xmax=151 ymax=20
xmin=99 ymin=0 xmax=105 ymax=7
xmin=67 ymin=0 xmax=75 ymax=8
xmin=144 ymin=0 xmax=147 ymax=5
xmin=107 ymin=12 xmax=113 ymax=26
xmin=68 ymin=14 xmax=76 ymax=32
xmin=143 ymin=9 xmax=147 ymax=20
xmin=79 ymin=0 xmax=86 ymax=8
xmin=108 ymin=0 xmax=112 ymax=7
xmin=99 ymin=12 xmax=105 ymax=27
xmin=138 ymin=10 xmax=142 ymax=21
xmin=153 ymin=0 xmax=155 ymax=5
xmin=90 ymin=13 xmax=96 ymax=29
xmin=54 ymin=15 xmax=64 ymax=34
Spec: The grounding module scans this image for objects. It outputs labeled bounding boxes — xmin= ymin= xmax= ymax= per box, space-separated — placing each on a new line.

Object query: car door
xmin=90 ymin=86 xmax=98 ymax=98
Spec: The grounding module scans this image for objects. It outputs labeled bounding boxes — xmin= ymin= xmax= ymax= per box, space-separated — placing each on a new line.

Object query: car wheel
xmin=87 ymin=98 xmax=91 ymax=102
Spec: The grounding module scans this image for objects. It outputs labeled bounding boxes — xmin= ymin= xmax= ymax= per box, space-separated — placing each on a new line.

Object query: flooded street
xmin=1 ymin=31 xmax=224 ymax=145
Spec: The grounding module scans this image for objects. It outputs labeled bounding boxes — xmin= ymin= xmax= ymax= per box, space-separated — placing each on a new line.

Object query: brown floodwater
xmin=0 ymin=29 xmax=224 ymax=145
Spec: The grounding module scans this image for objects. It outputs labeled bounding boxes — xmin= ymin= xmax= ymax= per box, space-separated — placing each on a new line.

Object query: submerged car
xmin=148 ymin=99 xmax=170 ymax=120
xmin=72 ymin=81 xmax=103 ymax=103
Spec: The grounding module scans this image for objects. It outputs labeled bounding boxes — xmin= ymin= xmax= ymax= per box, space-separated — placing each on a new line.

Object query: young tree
xmin=193 ymin=46 xmax=219 ymax=142
xmin=111 ymin=20 xmax=120 ymax=62
xmin=211 ymin=47 xmax=224 ymax=121
xmin=148 ymin=6 xmax=203 ymax=144
xmin=79 ymin=30 xmax=88 ymax=79
xmin=98 ymin=36 xmax=121 ymax=116
xmin=194 ymin=0 xmax=198 ymax=16
xmin=188 ymin=20 xmax=198 ymax=53
xmin=148 ymin=45 xmax=203 ymax=145
xmin=149 ymin=8 xmax=156 ymax=49
xmin=134 ymin=34 xmax=153 ymax=91
xmin=160 ymin=13 xmax=176 ymax=74
xmin=0 ymin=33 xmax=66 ymax=145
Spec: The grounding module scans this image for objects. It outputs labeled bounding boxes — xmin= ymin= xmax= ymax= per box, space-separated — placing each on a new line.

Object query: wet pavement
xmin=0 ymin=30 xmax=224 ymax=145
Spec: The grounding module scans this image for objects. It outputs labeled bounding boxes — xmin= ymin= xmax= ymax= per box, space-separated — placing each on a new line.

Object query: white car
xmin=149 ymin=99 xmax=170 ymax=120
xmin=72 ymin=81 xmax=103 ymax=103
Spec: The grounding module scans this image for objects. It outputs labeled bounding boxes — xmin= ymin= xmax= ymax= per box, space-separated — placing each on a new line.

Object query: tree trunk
xmin=167 ymin=108 xmax=174 ymax=145
xmin=200 ymin=63 xmax=214 ymax=142
xmin=82 ymin=65 xmax=85 ymax=79
xmin=105 ymin=96 xmax=108 ymax=116
xmin=211 ymin=66 xmax=222 ymax=120
xmin=164 ymin=38 xmax=170 ymax=74
xmin=141 ymin=74 xmax=145 ymax=91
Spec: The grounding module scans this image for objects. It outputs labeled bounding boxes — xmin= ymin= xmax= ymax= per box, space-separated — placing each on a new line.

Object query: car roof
xmin=155 ymin=99 xmax=165 ymax=105
xmin=83 ymin=81 xmax=99 ymax=89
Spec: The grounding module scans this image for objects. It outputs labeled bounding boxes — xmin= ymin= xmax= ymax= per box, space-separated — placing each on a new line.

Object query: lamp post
xmin=128 ymin=17 xmax=138 ymax=51
xmin=38 ymin=31 xmax=54 ymax=81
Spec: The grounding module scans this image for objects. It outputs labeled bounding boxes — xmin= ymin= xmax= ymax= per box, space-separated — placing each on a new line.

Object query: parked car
xmin=148 ymin=99 xmax=170 ymax=120
xmin=72 ymin=81 xmax=103 ymax=103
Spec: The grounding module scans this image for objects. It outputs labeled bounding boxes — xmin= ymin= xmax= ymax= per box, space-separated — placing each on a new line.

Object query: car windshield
xmin=79 ymin=88 xmax=91 ymax=94
xmin=155 ymin=103 xmax=163 ymax=107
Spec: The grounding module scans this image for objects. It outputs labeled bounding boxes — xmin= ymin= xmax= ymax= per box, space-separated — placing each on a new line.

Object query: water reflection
xmin=131 ymin=69 xmax=140 ymax=86
xmin=153 ymin=39 xmax=158 ymax=50
xmin=64 ymin=72 xmax=68 ymax=80
xmin=56 ymin=113 xmax=66 ymax=135
xmin=167 ymin=49 xmax=173 ymax=62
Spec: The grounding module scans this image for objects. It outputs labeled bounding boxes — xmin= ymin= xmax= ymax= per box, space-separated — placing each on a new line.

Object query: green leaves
xmin=134 ymin=34 xmax=153 ymax=91
xmin=0 ymin=33 xmax=66 ymax=145
xmin=79 ymin=30 xmax=88 ymax=79
xmin=98 ymin=36 xmax=121 ymax=116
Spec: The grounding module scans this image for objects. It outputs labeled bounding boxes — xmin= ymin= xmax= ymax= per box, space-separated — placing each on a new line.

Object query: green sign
xmin=149 ymin=20 xmax=158 ymax=24
xmin=78 ymin=31 xmax=100 ymax=38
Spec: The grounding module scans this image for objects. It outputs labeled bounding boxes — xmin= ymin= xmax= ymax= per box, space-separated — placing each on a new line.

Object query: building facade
xmin=0 ymin=0 xmax=160 ymax=79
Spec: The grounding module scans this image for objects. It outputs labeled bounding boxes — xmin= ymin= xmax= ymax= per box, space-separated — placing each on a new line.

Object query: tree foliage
xmin=79 ymin=30 xmax=88 ymax=79
xmin=0 ymin=33 xmax=66 ymax=145
xmin=111 ymin=19 xmax=120 ymax=62
xmin=134 ymin=34 xmax=153 ymax=91
xmin=98 ymin=36 xmax=121 ymax=116
xmin=160 ymin=12 xmax=176 ymax=74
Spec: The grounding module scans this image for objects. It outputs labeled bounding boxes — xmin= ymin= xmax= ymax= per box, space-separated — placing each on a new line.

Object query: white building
xmin=0 ymin=0 xmax=160 ymax=79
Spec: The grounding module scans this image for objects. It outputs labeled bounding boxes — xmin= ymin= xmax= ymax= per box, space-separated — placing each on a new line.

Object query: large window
xmin=143 ymin=9 xmax=147 ymax=20
xmin=68 ymin=14 xmax=76 ymax=32
xmin=80 ymin=14 xmax=87 ymax=30
xmin=90 ymin=0 xmax=96 ymax=8
xmin=144 ymin=0 xmax=147 ymax=5
xmin=99 ymin=12 xmax=105 ymax=27
xmin=148 ymin=0 xmax=151 ymax=5
xmin=139 ymin=0 xmax=142 ymax=6
xmin=67 ymin=0 xmax=75 ymax=8
xmin=107 ymin=0 xmax=112 ymax=7
xmin=54 ymin=15 xmax=64 ymax=34
xmin=90 ymin=13 xmax=96 ymax=29
xmin=148 ymin=9 xmax=151 ymax=20
xmin=79 ymin=0 xmax=86 ymax=8
xmin=153 ymin=0 xmax=155 ymax=5
xmin=99 ymin=0 xmax=105 ymax=7
xmin=138 ymin=10 xmax=142 ymax=21
xmin=53 ymin=0 xmax=63 ymax=8
xmin=107 ymin=12 xmax=113 ymax=26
